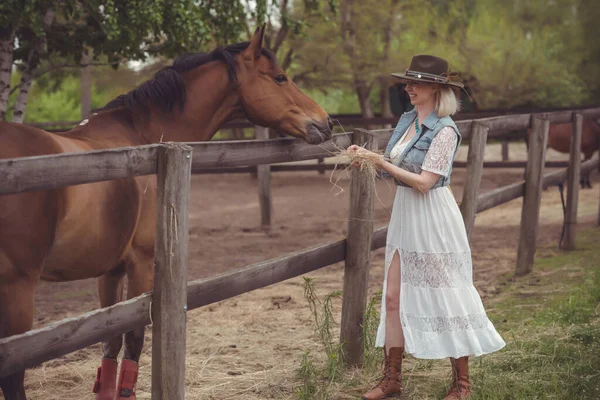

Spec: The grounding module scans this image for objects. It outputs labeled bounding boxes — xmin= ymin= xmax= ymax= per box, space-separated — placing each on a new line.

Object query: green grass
xmin=297 ymin=227 xmax=600 ymax=400
xmin=468 ymin=228 xmax=600 ymax=400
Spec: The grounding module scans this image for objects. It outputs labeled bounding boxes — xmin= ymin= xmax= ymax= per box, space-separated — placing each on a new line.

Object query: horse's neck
xmin=66 ymin=62 xmax=243 ymax=146
xmin=133 ymin=62 xmax=244 ymax=143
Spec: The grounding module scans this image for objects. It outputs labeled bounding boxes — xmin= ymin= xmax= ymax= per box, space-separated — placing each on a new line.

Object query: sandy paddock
xmin=4 ymin=142 xmax=599 ymax=399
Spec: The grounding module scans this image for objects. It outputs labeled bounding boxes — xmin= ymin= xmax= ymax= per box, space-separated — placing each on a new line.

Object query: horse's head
xmin=95 ymin=27 xmax=332 ymax=145
xmin=233 ymin=26 xmax=333 ymax=144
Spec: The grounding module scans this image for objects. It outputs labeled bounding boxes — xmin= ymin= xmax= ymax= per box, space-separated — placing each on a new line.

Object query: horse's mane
xmin=98 ymin=42 xmax=275 ymax=114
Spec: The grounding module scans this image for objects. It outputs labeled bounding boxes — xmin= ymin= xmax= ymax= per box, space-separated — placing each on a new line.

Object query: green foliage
xmin=428 ymin=0 xmax=592 ymax=109
xmin=362 ymin=291 xmax=384 ymax=372
xmin=303 ymin=88 xmax=359 ymax=115
xmin=297 ymin=277 xmax=345 ymax=399
xmin=6 ymin=0 xmax=600 ymax=122
xmin=297 ymin=351 xmax=318 ymax=400
xmin=6 ymin=69 xmax=115 ymax=123
xmin=297 ymin=278 xmax=384 ymax=399
xmin=462 ymin=227 xmax=600 ymax=399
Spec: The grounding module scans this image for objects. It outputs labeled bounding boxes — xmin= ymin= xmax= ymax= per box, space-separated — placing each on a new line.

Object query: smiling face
xmin=235 ymin=27 xmax=333 ymax=144
xmin=405 ymin=81 xmax=438 ymax=109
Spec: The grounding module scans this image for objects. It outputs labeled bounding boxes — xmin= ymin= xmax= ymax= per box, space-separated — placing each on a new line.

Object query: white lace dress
xmin=375 ymin=125 xmax=506 ymax=359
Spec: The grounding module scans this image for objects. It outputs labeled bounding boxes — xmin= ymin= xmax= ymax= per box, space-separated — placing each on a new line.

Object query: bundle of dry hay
xmin=329 ymin=147 xmax=386 ymax=195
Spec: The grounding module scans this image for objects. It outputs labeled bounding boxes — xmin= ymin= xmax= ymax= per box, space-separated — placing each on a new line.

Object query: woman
xmin=348 ymin=55 xmax=505 ymax=400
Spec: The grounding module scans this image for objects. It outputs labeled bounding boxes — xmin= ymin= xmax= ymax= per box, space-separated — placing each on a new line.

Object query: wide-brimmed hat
xmin=391 ymin=54 xmax=464 ymax=89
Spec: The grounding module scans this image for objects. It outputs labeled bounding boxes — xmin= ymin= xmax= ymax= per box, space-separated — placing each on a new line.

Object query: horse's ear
xmin=246 ymin=24 xmax=266 ymax=61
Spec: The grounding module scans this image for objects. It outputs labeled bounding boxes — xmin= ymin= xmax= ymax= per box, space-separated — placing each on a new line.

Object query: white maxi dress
xmin=375 ymin=125 xmax=506 ymax=359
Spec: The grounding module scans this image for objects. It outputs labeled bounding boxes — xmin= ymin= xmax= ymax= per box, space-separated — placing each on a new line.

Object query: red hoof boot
xmin=116 ymin=359 xmax=139 ymax=399
xmin=92 ymin=358 xmax=118 ymax=400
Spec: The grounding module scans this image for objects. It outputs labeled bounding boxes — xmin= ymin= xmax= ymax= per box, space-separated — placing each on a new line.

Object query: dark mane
xmin=98 ymin=42 xmax=275 ymax=114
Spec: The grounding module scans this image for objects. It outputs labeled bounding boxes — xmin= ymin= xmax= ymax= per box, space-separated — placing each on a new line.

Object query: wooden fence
xmin=1 ymin=107 xmax=600 ymax=398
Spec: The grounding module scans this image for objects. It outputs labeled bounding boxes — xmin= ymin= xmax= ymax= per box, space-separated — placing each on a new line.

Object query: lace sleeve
xmin=421 ymin=127 xmax=458 ymax=177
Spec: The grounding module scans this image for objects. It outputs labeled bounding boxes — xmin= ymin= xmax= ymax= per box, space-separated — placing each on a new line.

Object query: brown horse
xmin=0 ymin=26 xmax=332 ymax=400
xmin=527 ymin=119 xmax=600 ymax=188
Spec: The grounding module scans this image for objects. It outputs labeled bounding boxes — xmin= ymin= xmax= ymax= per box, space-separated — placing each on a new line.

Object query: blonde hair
xmin=435 ymin=86 xmax=461 ymax=117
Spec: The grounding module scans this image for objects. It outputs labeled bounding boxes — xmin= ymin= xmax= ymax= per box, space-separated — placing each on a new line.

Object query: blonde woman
xmin=348 ymin=55 xmax=505 ymax=400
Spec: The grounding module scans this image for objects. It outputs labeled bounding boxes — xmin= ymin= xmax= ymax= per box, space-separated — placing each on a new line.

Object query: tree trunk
xmin=380 ymin=76 xmax=393 ymax=128
xmin=11 ymin=66 xmax=34 ymax=123
xmin=340 ymin=0 xmax=375 ymax=123
xmin=10 ymin=8 xmax=55 ymax=124
xmin=355 ymin=80 xmax=373 ymax=119
xmin=0 ymin=32 xmax=15 ymax=121
xmin=80 ymin=48 xmax=92 ymax=119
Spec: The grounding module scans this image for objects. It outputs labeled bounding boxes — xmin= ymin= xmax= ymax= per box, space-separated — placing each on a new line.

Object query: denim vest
xmin=383 ymin=109 xmax=461 ymax=189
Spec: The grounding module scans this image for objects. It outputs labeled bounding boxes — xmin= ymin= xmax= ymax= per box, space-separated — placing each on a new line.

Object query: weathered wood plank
xmin=185 ymin=240 xmax=347 ymax=310
xmin=516 ymin=118 xmax=549 ymax=275
xmin=371 ymin=226 xmax=388 ymax=250
xmin=2 ymin=109 xmax=597 ymax=196
xmin=194 ymin=160 xmax=571 ymax=175
xmin=454 ymin=161 xmax=570 ymax=169
xmin=371 ymin=108 xmax=600 ymax=142
xmin=0 ymin=145 xmax=159 ymax=195
xmin=152 ymin=143 xmax=192 ymax=400
xmin=475 ymin=158 xmax=598 ymax=214
xmin=0 ymin=294 xmax=152 ymax=378
xmin=460 ymin=122 xmax=489 ymax=240
xmin=476 ymin=181 xmax=525 ymax=213
xmin=562 ymin=114 xmax=583 ymax=250
xmin=189 ymin=133 xmax=353 ymax=170
xmin=255 ymin=126 xmax=272 ymax=231
xmin=469 ymin=114 xmax=532 ymax=137
xmin=340 ymin=129 xmax=376 ymax=366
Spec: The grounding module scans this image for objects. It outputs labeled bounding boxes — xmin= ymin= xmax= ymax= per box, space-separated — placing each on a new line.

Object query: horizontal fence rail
xmin=192 ymin=160 xmax=574 ymax=175
xmin=0 ymin=145 xmax=159 ymax=195
xmin=189 ymin=133 xmax=352 ymax=171
xmin=2 ymin=108 xmax=600 ymax=196
xmin=476 ymin=158 xmax=598 ymax=213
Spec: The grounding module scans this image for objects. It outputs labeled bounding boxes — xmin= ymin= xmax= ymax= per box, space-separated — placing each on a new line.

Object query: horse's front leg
xmin=93 ymin=263 xmax=126 ymax=400
xmin=116 ymin=249 xmax=154 ymax=400
xmin=0 ymin=274 xmax=37 ymax=400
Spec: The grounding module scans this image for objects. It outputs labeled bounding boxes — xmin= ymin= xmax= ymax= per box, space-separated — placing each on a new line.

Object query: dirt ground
xmin=4 ymin=143 xmax=600 ymax=399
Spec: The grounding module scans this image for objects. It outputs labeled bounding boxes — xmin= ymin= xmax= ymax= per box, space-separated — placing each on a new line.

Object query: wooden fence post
xmin=501 ymin=140 xmax=509 ymax=161
xmin=460 ymin=122 xmax=489 ymax=240
xmin=152 ymin=143 xmax=192 ymax=400
xmin=340 ymin=128 xmax=375 ymax=367
xmin=317 ymin=156 xmax=325 ymax=175
xmin=255 ymin=125 xmax=272 ymax=231
xmin=516 ymin=118 xmax=549 ymax=276
xmin=562 ymin=113 xmax=583 ymax=250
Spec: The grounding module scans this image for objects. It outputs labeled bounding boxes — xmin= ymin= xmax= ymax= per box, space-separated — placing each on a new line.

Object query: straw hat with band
xmin=391 ymin=54 xmax=464 ymax=89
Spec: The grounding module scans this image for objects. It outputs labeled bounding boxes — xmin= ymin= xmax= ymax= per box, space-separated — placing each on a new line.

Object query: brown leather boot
xmin=362 ymin=347 xmax=403 ymax=400
xmin=444 ymin=356 xmax=472 ymax=399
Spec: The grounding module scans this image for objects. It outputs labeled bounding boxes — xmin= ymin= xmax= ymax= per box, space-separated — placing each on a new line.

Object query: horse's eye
xmin=274 ymin=74 xmax=288 ymax=83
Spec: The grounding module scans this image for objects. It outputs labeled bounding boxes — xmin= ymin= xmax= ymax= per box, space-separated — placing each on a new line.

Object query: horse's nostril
xmin=327 ymin=117 xmax=334 ymax=132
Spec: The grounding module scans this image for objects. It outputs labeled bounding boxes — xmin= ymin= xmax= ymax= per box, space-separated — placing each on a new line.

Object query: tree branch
xmin=281 ymin=48 xmax=294 ymax=70
xmin=272 ymin=0 xmax=290 ymax=54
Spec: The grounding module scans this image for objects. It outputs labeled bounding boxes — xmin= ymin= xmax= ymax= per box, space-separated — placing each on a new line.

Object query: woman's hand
xmin=347 ymin=145 xmax=364 ymax=169
xmin=346 ymin=145 xmax=384 ymax=169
